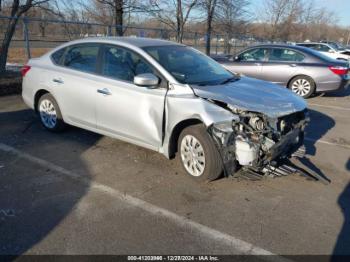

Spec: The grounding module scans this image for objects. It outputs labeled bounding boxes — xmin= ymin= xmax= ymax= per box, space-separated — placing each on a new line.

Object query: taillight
xmin=329 ymin=66 xmax=348 ymax=75
xmin=21 ymin=65 xmax=31 ymax=77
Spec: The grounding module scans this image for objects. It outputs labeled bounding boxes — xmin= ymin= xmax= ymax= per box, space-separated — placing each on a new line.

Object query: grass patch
xmin=8 ymin=47 xmax=51 ymax=64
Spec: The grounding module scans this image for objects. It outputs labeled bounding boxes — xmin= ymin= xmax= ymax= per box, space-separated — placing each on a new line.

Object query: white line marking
xmin=308 ymin=103 xmax=350 ymax=111
xmin=0 ymin=143 xmax=288 ymax=260
xmin=305 ymin=137 xmax=350 ymax=150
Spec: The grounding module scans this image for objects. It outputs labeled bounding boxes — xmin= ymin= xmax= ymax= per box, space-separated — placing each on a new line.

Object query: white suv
xmin=297 ymin=42 xmax=350 ymax=61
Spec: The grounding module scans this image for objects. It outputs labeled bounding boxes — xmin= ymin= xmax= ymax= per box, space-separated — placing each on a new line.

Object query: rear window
xmin=51 ymin=48 xmax=66 ymax=64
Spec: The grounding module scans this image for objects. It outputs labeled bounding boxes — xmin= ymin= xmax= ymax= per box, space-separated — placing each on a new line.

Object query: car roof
xmin=70 ymin=36 xmax=183 ymax=48
xmin=296 ymin=42 xmax=329 ymax=45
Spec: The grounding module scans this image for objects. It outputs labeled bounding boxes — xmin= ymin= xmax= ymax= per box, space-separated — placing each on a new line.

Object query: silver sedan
xmin=22 ymin=37 xmax=307 ymax=181
xmin=218 ymin=44 xmax=350 ymax=98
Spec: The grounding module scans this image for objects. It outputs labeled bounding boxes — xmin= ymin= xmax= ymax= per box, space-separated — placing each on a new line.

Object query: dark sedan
xmin=215 ymin=44 xmax=349 ymax=98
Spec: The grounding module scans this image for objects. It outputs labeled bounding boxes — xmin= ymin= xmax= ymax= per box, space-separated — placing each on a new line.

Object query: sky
xmin=252 ymin=0 xmax=350 ymax=27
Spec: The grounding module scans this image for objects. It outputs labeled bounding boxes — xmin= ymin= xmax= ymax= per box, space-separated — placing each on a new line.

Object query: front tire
xmin=288 ymin=75 xmax=315 ymax=98
xmin=177 ymin=124 xmax=223 ymax=182
xmin=38 ymin=93 xmax=66 ymax=132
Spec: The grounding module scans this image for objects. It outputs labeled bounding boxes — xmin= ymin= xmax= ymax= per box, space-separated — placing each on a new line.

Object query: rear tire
xmin=177 ymin=124 xmax=223 ymax=182
xmin=288 ymin=75 xmax=315 ymax=99
xmin=38 ymin=93 xmax=66 ymax=132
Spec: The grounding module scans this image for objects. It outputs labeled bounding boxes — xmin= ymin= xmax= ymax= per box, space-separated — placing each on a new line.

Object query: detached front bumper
xmin=265 ymin=128 xmax=304 ymax=162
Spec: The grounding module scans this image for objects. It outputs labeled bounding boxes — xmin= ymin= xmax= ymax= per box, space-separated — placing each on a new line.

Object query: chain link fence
xmin=1 ymin=16 xmax=266 ymax=65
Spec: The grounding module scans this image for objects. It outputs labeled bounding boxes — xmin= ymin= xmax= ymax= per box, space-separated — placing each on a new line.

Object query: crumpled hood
xmin=191 ymin=76 xmax=307 ymax=118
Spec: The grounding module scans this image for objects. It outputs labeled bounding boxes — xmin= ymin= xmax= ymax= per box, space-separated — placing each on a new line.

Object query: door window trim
xmin=50 ymin=42 xmax=168 ymax=89
xmin=97 ymin=43 xmax=168 ymax=89
xmin=52 ymin=42 xmax=102 ymax=75
xmin=50 ymin=47 xmax=68 ymax=65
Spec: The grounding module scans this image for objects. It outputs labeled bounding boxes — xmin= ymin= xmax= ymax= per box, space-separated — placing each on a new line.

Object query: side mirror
xmin=233 ymin=56 xmax=240 ymax=62
xmin=329 ymin=49 xmax=335 ymax=53
xmin=134 ymin=73 xmax=159 ymax=87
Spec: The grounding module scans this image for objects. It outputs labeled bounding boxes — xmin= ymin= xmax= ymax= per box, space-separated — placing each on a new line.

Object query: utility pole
xmin=347 ymin=29 xmax=350 ymax=46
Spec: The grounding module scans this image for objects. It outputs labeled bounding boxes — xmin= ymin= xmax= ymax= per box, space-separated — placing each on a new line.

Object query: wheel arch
xmin=168 ymin=118 xmax=204 ymax=159
xmin=34 ymin=89 xmax=50 ymax=112
xmin=287 ymin=74 xmax=316 ymax=90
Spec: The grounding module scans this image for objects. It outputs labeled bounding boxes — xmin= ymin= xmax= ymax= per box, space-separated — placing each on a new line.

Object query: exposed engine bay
xmin=208 ymin=103 xmax=309 ymax=176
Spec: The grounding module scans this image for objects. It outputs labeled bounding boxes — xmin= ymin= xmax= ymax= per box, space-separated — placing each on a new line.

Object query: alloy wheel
xmin=291 ymin=78 xmax=311 ymax=97
xmin=180 ymin=135 xmax=206 ymax=177
xmin=39 ymin=99 xmax=57 ymax=129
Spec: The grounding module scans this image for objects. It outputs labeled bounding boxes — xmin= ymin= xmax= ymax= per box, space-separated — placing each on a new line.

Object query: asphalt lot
xmin=0 ymin=89 xmax=350 ymax=256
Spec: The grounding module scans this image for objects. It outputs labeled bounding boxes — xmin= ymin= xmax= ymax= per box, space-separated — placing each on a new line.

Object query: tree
xmin=216 ymin=0 xmax=250 ymax=54
xmin=200 ymin=0 xmax=218 ymax=55
xmin=96 ymin=0 xmax=123 ymax=35
xmin=92 ymin=0 xmax=148 ymax=36
xmin=148 ymin=0 xmax=198 ymax=43
xmin=0 ymin=0 xmax=51 ymax=75
xmin=261 ymin=0 xmax=290 ymax=41
xmin=258 ymin=0 xmax=337 ymax=42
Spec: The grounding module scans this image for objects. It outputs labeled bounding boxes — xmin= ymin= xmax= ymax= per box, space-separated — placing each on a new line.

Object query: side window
xmin=63 ymin=44 xmax=99 ymax=73
xmin=269 ymin=48 xmax=305 ymax=62
xmin=238 ymin=48 xmax=268 ymax=61
xmin=51 ymin=47 xmax=66 ymax=65
xmin=101 ymin=45 xmax=155 ymax=82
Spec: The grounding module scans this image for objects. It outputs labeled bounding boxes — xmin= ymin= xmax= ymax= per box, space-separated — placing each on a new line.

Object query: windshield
xmin=143 ymin=45 xmax=234 ymax=85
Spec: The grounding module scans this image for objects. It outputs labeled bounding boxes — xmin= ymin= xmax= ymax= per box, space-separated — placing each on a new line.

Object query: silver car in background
xmin=22 ymin=37 xmax=308 ymax=182
xmin=217 ymin=44 xmax=350 ymax=98
xmin=297 ymin=42 xmax=350 ymax=60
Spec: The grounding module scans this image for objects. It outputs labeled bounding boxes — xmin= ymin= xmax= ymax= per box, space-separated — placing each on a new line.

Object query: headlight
xmin=210 ymin=120 xmax=235 ymax=145
xmin=212 ymin=120 xmax=234 ymax=132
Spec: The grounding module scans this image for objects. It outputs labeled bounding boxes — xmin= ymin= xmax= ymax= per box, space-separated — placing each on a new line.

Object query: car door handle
xmin=289 ymin=64 xmax=297 ymax=67
xmin=97 ymin=88 xmax=112 ymax=95
xmin=254 ymin=63 xmax=262 ymax=66
xmin=52 ymin=78 xmax=64 ymax=84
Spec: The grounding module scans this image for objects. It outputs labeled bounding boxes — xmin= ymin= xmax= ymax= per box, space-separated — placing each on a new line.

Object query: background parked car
xmin=296 ymin=42 xmax=350 ymax=61
xmin=215 ymin=44 xmax=350 ymax=98
xmin=320 ymin=41 xmax=350 ymax=53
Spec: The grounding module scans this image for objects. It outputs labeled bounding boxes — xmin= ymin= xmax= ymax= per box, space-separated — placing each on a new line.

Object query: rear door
xmin=261 ymin=47 xmax=305 ymax=86
xmin=49 ymin=43 xmax=100 ymax=129
xmin=224 ymin=47 xmax=268 ymax=79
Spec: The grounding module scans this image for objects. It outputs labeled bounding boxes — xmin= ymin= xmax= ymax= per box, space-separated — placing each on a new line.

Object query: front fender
xmin=160 ymin=92 xmax=237 ymax=158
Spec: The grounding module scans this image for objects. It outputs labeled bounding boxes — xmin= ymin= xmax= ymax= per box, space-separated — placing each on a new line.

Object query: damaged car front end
xmin=143 ymin=43 xmax=309 ymax=181
xmin=209 ymin=108 xmax=309 ymax=176
xmin=187 ymin=74 xmax=309 ymax=177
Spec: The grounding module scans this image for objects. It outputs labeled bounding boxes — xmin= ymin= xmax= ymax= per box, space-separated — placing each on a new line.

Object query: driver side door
xmin=95 ymin=44 xmax=167 ymax=150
